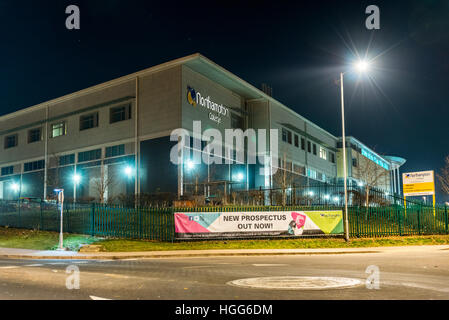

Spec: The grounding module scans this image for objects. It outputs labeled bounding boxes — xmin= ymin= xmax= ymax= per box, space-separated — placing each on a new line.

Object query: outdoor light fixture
xmin=333 ymin=196 xmax=339 ymax=202
xmin=236 ymin=172 xmax=244 ymax=182
xmin=124 ymin=166 xmax=134 ymax=178
xmin=308 ymin=191 xmax=314 ymax=197
xmin=339 ymin=57 xmax=372 ymax=242
xmin=354 ymin=60 xmax=370 ymax=73
xmin=11 ymin=182 xmax=20 ymax=192
xmin=358 ymin=181 xmax=364 ymax=187
xmin=186 ymin=160 xmax=195 ymax=170
xmin=72 ymin=174 xmax=81 ymax=184
xmin=324 ymin=194 xmax=330 ymax=200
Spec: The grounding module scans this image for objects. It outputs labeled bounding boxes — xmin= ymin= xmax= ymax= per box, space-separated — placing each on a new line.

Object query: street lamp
xmin=11 ymin=182 xmax=20 ymax=193
xmin=340 ymin=59 xmax=371 ymax=242
xmin=54 ymin=188 xmax=65 ymax=251
xmin=72 ymin=173 xmax=81 ymax=203
xmin=124 ymin=166 xmax=134 ymax=178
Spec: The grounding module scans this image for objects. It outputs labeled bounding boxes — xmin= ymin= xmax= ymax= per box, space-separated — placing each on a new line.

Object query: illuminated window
xmin=51 ymin=122 xmax=66 ymax=138
xmin=319 ymin=147 xmax=327 ymax=160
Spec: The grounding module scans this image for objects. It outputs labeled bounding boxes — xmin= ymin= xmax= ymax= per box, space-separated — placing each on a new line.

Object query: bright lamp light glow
xmin=186 ymin=160 xmax=195 ymax=170
xmin=72 ymin=174 xmax=81 ymax=184
xmin=324 ymin=194 xmax=330 ymax=200
xmin=236 ymin=173 xmax=244 ymax=181
xmin=11 ymin=183 xmax=20 ymax=192
xmin=333 ymin=196 xmax=339 ymax=202
xmin=124 ymin=166 xmax=133 ymax=177
xmin=354 ymin=60 xmax=370 ymax=73
xmin=308 ymin=191 xmax=314 ymax=197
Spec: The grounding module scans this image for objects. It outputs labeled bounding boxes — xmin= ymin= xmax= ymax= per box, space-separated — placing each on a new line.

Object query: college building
xmin=0 ymin=53 xmax=406 ymax=203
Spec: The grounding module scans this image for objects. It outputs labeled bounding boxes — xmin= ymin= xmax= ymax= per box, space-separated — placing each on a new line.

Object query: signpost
xmin=54 ymin=189 xmax=65 ymax=250
xmin=402 ymin=171 xmax=436 ymax=215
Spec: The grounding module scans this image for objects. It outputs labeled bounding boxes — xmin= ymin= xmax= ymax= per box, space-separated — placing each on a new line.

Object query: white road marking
xmin=252 ymin=264 xmax=288 ymax=267
xmin=47 ymin=262 xmax=68 ymax=265
xmin=182 ymin=266 xmax=210 ymax=269
xmin=90 ymin=295 xmax=112 ymax=300
xmin=24 ymin=264 xmax=44 ymax=267
xmin=0 ymin=266 xmax=18 ymax=269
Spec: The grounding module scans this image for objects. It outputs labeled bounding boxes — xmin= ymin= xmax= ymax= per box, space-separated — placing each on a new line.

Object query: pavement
xmin=0 ymin=245 xmax=448 ymax=299
xmin=0 ymin=244 xmax=447 ymax=260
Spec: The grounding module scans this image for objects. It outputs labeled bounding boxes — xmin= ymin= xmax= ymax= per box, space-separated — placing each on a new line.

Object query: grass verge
xmin=98 ymin=235 xmax=449 ymax=252
xmin=0 ymin=227 xmax=448 ymax=252
xmin=0 ymin=227 xmax=98 ymax=251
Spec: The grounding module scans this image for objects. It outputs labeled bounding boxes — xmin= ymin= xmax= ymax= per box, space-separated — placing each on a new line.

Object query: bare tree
xmin=353 ymin=154 xmax=389 ymax=207
xmin=272 ymin=150 xmax=293 ymax=206
xmin=46 ymin=153 xmax=63 ymax=200
xmin=437 ymin=155 xmax=449 ymax=196
xmin=92 ymin=164 xmax=116 ymax=204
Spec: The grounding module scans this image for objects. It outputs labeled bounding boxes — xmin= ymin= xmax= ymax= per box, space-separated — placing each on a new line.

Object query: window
xmin=294 ymin=164 xmax=305 ymax=175
xmin=78 ymin=149 xmax=101 ymax=163
xmin=307 ymin=141 xmax=311 ymax=153
xmin=51 ymin=122 xmax=66 ymax=138
xmin=24 ymin=160 xmax=45 ymax=172
xmin=330 ymin=152 xmax=336 ymax=164
xmin=28 ymin=128 xmax=42 ymax=143
xmin=282 ymin=128 xmax=292 ymax=144
xmin=352 ymin=158 xmax=358 ymax=167
xmin=80 ymin=112 xmax=99 ymax=131
xmin=105 ymin=144 xmax=125 ymax=158
xmin=231 ymin=113 xmax=243 ymax=129
xmin=319 ymin=147 xmax=327 ymax=160
xmin=59 ymin=154 xmax=75 ymax=166
xmin=306 ymin=168 xmax=317 ymax=179
xmin=313 ymin=143 xmax=317 ymax=155
xmin=4 ymin=134 xmax=18 ymax=149
xmin=1 ymin=166 xmax=13 ymax=176
xmin=282 ymin=129 xmax=288 ymax=142
xmin=110 ymin=104 xmax=131 ymax=124
xmin=301 ymin=137 xmax=305 ymax=150
xmin=294 ymin=135 xmax=299 ymax=148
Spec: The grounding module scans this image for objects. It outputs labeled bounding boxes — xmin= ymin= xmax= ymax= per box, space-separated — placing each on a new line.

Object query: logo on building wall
xmin=186 ymin=85 xmax=230 ymax=124
xmin=187 ymin=86 xmax=197 ymax=106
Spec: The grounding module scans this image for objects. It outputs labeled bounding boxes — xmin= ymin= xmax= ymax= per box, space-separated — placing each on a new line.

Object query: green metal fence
xmin=0 ymin=199 xmax=447 ymax=241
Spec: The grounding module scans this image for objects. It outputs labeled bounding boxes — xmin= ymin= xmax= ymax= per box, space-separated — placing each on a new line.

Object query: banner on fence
xmin=402 ymin=170 xmax=435 ymax=196
xmin=174 ymin=210 xmax=343 ymax=239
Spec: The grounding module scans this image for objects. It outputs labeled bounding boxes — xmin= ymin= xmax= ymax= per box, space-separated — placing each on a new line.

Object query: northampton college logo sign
xmin=187 ymin=86 xmax=197 ymax=106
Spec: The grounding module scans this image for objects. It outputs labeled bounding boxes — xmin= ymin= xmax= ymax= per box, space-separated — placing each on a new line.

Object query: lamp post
xmin=340 ymin=59 xmax=371 ymax=242
xmin=54 ymin=189 xmax=64 ymax=251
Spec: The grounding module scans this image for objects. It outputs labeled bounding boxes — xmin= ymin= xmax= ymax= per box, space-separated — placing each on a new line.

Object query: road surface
xmin=0 ymin=246 xmax=447 ymax=300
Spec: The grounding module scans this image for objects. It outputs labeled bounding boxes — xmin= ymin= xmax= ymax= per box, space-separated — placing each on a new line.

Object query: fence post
xmin=90 ymin=203 xmax=95 ymax=236
xmin=418 ymin=206 xmax=422 ymax=235
xmin=398 ymin=208 xmax=402 ymax=236
xmin=40 ymin=201 xmax=44 ymax=230
xmin=445 ymin=205 xmax=448 ymax=235
xmin=139 ymin=206 xmax=142 ymax=239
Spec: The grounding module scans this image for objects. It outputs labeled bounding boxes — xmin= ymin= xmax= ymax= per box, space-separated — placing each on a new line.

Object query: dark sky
xmin=1 ymin=0 xmax=448 ymax=201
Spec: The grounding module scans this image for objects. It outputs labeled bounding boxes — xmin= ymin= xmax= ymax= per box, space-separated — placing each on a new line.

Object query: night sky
xmin=1 ymin=0 xmax=448 ymax=201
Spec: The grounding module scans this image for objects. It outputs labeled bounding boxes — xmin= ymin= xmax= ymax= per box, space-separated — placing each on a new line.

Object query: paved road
xmin=0 ymin=246 xmax=448 ymax=300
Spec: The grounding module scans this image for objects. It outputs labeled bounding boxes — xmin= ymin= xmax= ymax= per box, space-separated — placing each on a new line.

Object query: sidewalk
xmin=1 ymin=245 xmax=447 ymax=260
